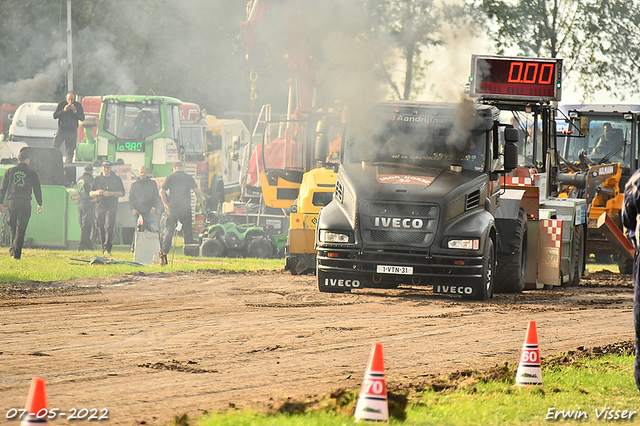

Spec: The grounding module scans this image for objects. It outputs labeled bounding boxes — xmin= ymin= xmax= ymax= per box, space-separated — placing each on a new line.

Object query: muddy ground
xmin=0 ymin=269 xmax=635 ymax=425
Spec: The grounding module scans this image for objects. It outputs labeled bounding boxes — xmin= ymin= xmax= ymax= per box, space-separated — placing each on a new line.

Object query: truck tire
xmin=618 ymin=255 xmax=633 ymax=274
xmin=495 ymin=208 xmax=527 ymax=293
xmin=469 ymin=238 xmax=495 ymax=301
xmin=200 ymin=238 xmax=226 ymax=258
xmin=208 ymin=186 xmax=224 ymax=213
xmin=246 ymin=237 xmax=273 ymax=258
xmin=567 ymin=224 xmax=585 ymax=286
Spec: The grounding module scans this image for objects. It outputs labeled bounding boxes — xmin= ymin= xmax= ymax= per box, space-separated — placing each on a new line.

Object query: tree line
xmin=0 ymin=0 xmax=638 ymax=119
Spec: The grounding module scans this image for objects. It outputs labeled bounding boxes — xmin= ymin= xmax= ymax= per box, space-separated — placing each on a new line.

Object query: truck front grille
xmin=370 ymin=230 xmax=427 ymax=244
xmin=360 ymin=201 xmax=439 ymax=248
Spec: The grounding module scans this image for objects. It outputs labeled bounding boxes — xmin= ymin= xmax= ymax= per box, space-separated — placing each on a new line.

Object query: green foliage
xmin=477 ymin=0 xmax=640 ymax=100
xmin=0 ymin=0 xmax=250 ymax=115
xmin=364 ymin=0 xmax=481 ymax=100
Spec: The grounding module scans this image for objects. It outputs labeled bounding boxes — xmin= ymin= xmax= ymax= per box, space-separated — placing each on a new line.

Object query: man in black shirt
xmin=53 ymin=91 xmax=85 ymax=163
xmin=0 ymin=150 xmax=43 ymax=259
xmin=129 ymin=165 xmax=160 ymax=233
xmin=90 ymin=161 xmax=125 ymax=255
xmin=75 ymin=164 xmax=95 ymax=251
xmin=160 ymin=162 xmax=203 ymax=255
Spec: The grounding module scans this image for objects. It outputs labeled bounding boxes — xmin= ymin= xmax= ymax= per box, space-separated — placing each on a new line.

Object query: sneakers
xmin=103 ymin=250 xmax=111 ymax=256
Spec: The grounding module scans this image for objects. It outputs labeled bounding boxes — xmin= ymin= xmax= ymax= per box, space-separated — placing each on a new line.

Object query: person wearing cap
xmin=75 ymin=164 xmax=96 ymax=251
xmin=160 ymin=161 xmax=203 ymax=255
xmin=129 ymin=165 xmax=160 ymax=233
xmin=90 ymin=161 xmax=124 ymax=255
xmin=52 ymin=90 xmax=85 ymax=163
xmin=0 ymin=150 xmax=43 ymax=259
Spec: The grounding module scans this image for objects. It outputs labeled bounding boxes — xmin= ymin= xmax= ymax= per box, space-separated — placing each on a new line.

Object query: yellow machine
xmin=286 ymin=166 xmax=337 ymax=274
xmin=557 ymin=105 xmax=640 ymax=272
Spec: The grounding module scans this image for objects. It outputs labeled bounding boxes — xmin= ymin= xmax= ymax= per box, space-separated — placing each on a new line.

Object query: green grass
xmin=0 ymin=243 xmax=284 ymax=283
xmin=194 ymin=353 xmax=640 ymax=426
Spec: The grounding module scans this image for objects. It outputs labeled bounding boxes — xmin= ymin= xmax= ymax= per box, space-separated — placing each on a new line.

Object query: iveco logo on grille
xmin=374 ymin=217 xmax=424 ymax=229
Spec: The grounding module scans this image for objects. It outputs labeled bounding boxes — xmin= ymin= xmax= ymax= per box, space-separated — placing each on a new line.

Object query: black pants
xmin=162 ymin=209 xmax=193 ymax=254
xmin=634 ymin=252 xmax=640 ymax=393
xmin=77 ymin=204 xmax=95 ymax=250
xmin=8 ymin=199 xmax=31 ymax=259
xmin=52 ymin=128 xmax=77 ymax=163
xmin=96 ymin=207 xmax=117 ymax=253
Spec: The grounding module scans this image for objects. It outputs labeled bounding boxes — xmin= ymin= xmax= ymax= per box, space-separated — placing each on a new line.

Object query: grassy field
xmin=0 ymin=243 xmax=284 ymax=283
xmin=193 ymin=352 xmax=639 ymax=426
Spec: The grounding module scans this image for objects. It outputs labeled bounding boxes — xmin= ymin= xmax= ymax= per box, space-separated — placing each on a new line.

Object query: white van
xmin=8 ymin=102 xmax=58 ymax=148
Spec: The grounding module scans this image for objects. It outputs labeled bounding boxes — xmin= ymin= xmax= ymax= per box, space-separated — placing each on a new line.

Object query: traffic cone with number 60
xmin=354 ymin=342 xmax=389 ymax=422
xmin=515 ymin=320 xmax=543 ymax=387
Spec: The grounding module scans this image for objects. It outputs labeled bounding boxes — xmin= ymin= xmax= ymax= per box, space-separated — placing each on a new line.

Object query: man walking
xmin=0 ymin=150 xmax=43 ymax=259
xmin=75 ymin=164 xmax=95 ymax=251
xmin=53 ymin=90 xmax=85 ymax=163
xmin=160 ymin=162 xmax=203 ymax=255
xmin=90 ymin=161 xmax=124 ymax=255
xmin=129 ymin=165 xmax=160 ymax=233
xmin=622 ymin=169 xmax=640 ymax=395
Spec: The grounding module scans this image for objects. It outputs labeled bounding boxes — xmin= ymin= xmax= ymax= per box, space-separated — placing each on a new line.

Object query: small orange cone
xmin=21 ymin=378 xmax=50 ymax=425
xmin=354 ymin=343 xmax=389 ymax=422
xmin=515 ymin=321 xmax=543 ymax=387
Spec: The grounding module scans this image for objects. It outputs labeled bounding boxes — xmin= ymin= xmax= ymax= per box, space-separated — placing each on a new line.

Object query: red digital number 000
xmin=508 ymin=62 xmax=554 ymax=85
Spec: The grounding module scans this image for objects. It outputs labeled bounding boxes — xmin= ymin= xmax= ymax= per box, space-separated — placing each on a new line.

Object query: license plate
xmin=376 ymin=265 xmax=413 ymax=275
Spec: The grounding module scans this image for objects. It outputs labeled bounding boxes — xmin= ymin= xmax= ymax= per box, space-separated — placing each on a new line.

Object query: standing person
xmin=0 ymin=150 xmax=43 ymax=259
xmin=129 ymin=165 xmax=160 ymax=233
xmin=75 ymin=164 xmax=95 ymax=251
xmin=90 ymin=161 xmax=124 ymax=255
xmin=160 ymin=162 xmax=203 ymax=255
xmin=622 ymin=169 xmax=640 ymax=395
xmin=52 ymin=90 xmax=85 ymax=163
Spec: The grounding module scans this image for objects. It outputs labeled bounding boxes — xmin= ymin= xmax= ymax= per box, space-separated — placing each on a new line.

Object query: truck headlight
xmin=447 ymin=238 xmax=479 ymax=250
xmin=319 ymin=230 xmax=350 ymax=243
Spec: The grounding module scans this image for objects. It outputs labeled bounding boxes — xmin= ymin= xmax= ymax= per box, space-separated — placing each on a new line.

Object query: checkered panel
xmin=502 ymin=177 xmax=533 ymax=186
xmin=541 ymin=219 xmax=563 ymax=248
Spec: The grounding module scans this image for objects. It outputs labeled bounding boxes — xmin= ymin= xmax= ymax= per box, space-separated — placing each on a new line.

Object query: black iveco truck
xmin=315 ymin=101 xmax=522 ymax=300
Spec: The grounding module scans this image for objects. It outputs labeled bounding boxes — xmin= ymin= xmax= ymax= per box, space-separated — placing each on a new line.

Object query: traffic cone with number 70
xmin=21 ymin=377 xmax=50 ymax=426
xmin=515 ymin=320 xmax=543 ymax=387
xmin=354 ymin=343 xmax=389 ymax=422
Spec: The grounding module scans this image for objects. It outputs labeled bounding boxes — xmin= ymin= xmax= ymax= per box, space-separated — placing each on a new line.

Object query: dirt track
xmin=0 ymin=269 xmax=635 ymax=425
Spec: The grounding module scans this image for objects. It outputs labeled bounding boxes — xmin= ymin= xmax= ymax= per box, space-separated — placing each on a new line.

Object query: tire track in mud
xmin=0 ymin=270 xmax=635 ymax=425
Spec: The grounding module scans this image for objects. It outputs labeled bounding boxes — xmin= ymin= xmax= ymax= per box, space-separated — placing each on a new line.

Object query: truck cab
xmin=315 ymin=101 xmax=520 ymax=300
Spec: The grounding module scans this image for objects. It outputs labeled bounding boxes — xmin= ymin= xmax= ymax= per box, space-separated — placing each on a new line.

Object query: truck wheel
xmin=618 ymin=255 xmax=633 ymax=274
xmin=200 ymin=238 xmax=226 ymax=257
xmin=286 ymin=256 xmax=299 ymax=275
xmin=567 ymin=224 xmax=585 ymax=286
xmin=495 ymin=208 xmax=527 ymax=293
xmin=208 ymin=186 xmax=224 ymax=213
xmin=246 ymin=237 xmax=273 ymax=258
xmin=470 ymin=238 xmax=495 ymax=301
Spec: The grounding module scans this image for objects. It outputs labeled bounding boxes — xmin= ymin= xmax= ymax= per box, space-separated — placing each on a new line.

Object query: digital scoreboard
xmin=469 ymin=55 xmax=562 ymax=101
xmin=116 ymin=140 xmax=144 ymax=153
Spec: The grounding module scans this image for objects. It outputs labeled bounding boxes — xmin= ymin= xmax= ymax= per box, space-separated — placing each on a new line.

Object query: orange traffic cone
xmin=515 ymin=320 xmax=543 ymax=387
xmin=21 ymin=378 xmax=49 ymax=425
xmin=354 ymin=343 xmax=389 ymax=422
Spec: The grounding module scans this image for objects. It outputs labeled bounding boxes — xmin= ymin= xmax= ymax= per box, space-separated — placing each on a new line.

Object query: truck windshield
xmin=343 ymin=117 xmax=487 ymax=172
xmin=181 ymin=124 xmax=205 ymax=159
xmin=562 ymin=117 xmax=632 ymax=169
xmin=103 ymin=102 xmax=162 ymax=140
